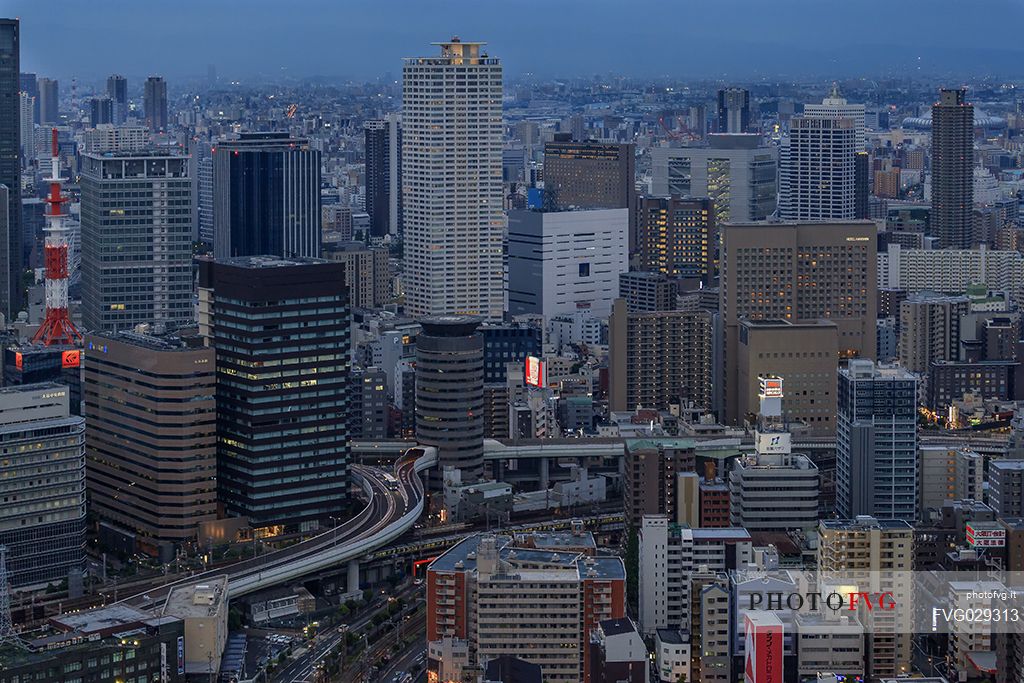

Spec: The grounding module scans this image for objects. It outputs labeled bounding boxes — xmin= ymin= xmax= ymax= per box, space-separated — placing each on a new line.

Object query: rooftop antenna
xmin=0 ymin=546 xmax=24 ymax=648
xmin=32 ymin=128 xmax=82 ymax=346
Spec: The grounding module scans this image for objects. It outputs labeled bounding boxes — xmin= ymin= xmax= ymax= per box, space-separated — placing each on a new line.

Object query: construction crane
xmin=658 ymin=114 xmax=691 ymax=140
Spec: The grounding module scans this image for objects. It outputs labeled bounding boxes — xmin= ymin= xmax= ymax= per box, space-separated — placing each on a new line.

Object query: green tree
xmin=624 ymin=528 xmax=639 ymax=612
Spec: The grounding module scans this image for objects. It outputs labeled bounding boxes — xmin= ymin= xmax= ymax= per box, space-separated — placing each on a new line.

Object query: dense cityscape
xmin=1 ymin=5 xmax=1024 ymax=683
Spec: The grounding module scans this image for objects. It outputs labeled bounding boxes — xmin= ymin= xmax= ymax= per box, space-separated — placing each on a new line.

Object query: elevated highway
xmin=121 ymin=447 xmax=436 ymax=608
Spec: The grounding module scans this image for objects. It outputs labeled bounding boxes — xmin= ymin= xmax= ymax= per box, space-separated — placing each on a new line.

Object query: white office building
xmin=779 ymin=116 xmax=856 ymax=221
xmin=650 ymin=134 xmax=778 ymax=223
xmin=803 ymin=84 xmax=867 ymax=149
xmin=508 ymin=208 xmax=628 ymax=318
xmin=402 ymin=39 xmax=504 ymax=320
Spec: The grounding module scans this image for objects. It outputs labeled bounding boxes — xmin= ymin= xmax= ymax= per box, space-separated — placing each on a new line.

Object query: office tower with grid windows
xmin=650 ymin=134 xmax=777 ymax=224
xmin=402 ymin=38 xmax=504 ymax=319
xmin=80 ymin=151 xmax=194 ymax=332
xmin=779 ymin=116 xmax=856 ymax=220
xmin=198 ymin=256 xmax=351 ymax=533
xmin=720 ymin=221 xmax=877 ymax=426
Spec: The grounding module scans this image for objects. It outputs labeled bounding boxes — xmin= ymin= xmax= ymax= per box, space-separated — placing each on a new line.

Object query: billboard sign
xmin=525 ymin=356 xmax=545 ymax=387
xmin=744 ymin=612 xmax=783 ymax=683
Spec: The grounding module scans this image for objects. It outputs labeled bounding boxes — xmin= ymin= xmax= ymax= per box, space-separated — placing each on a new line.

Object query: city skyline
xmin=6 ymin=0 xmax=1024 ymax=81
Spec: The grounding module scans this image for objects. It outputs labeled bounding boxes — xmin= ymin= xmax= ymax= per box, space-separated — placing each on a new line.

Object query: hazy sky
xmin=6 ymin=0 xmax=1024 ymax=83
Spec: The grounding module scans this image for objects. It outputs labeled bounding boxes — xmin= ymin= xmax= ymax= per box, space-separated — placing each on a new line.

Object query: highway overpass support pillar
xmin=539 ymin=457 xmax=549 ymax=489
xmin=347 ymin=559 xmax=359 ymax=595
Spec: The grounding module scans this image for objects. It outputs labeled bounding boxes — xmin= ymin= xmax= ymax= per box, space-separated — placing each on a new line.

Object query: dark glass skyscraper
xmin=212 ymin=132 xmax=321 ymax=259
xmin=143 ymin=75 xmax=167 ymax=132
xmin=38 ymin=76 xmax=58 ymax=124
xmin=931 ymin=88 xmax=974 ymax=249
xmin=198 ymin=256 xmax=351 ymax=532
xmin=89 ymin=96 xmax=113 ymax=127
xmin=0 ymin=19 xmax=22 ymax=321
xmin=854 ymin=151 xmax=870 ymax=219
xmin=717 ymin=87 xmax=750 ymax=133
xmin=364 ymin=115 xmax=402 ymax=238
xmin=106 ymin=74 xmax=127 ymax=124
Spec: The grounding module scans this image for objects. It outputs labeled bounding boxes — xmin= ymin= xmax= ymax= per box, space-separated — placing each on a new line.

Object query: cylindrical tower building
xmin=416 ymin=316 xmax=484 ymax=487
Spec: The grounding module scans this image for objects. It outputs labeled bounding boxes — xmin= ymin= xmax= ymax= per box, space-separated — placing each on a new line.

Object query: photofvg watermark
xmin=732 ymin=569 xmax=1024 ymax=634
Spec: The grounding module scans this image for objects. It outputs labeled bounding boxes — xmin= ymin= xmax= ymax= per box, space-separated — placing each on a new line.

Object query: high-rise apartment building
xmin=720 ymin=221 xmax=877 ymax=425
xmin=84 ymin=332 xmax=216 ymax=559
xmin=213 ymin=131 xmax=322 ymax=259
xmin=324 ymin=241 xmax=390 ymax=309
xmin=618 ymin=271 xmax=676 ymax=313
xmin=931 ymin=88 xmax=974 ymax=249
xmin=81 ymin=125 xmax=149 ymax=154
xmin=19 ymin=71 xmax=37 ymax=122
xmin=818 ymin=517 xmax=914 ymax=680
xmin=18 ymin=91 xmax=33 ymax=164
xmin=609 ymin=299 xmax=713 ymax=413
xmin=37 ymin=76 xmax=58 ymax=124
xmin=989 ymin=460 xmax=1024 ymax=518
xmin=364 ymin=114 xmax=402 ymax=237
xmin=637 ymin=515 xmax=752 ymax=635
xmin=508 ymin=208 xmax=628 ymax=318
xmin=80 ymin=151 xmax=194 ymax=332
xmin=416 ymin=316 xmax=485 ymax=485
xmin=198 ymin=257 xmax=351 ymax=533
xmin=143 ymin=76 xmax=168 ymax=132
xmin=779 ymin=116 xmax=856 ymax=220
xmin=0 ymin=383 xmax=86 ymax=588
xmin=717 ymin=88 xmax=750 ymax=133
xmin=402 ymin=39 xmax=503 ymax=319
xmin=106 ymin=74 xmax=127 ymax=124
xmin=426 ymin=532 xmax=626 ymax=683
xmin=898 ymin=292 xmax=969 ymax=375
xmin=836 ymin=360 xmax=918 ymax=520
xmin=634 ymin=196 xmax=715 ymax=282
xmin=623 ymin=439 xmax=696 ymax=529
xmin=651 ymin=134 xmax=777 ymax=223
xmin=879 ymin=243 xmax=1024 ymax=307
xmin=0 ymin=19 xmax=22 ymax=322
xmin=542 ymin=135 xmax=635 ymax=213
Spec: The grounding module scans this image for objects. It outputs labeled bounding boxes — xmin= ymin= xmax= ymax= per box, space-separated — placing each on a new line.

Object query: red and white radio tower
xmin=32 ymin=128 xmax=82 ymax=346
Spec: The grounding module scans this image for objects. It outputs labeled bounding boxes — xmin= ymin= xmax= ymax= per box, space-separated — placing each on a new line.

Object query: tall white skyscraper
xmin=803 ymin=83 xmax=866 ymax=149
xmin=779 ymin=116 xmax=856 ymax=221
xmin=402 ymin=38 xmax=504 ymax=320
